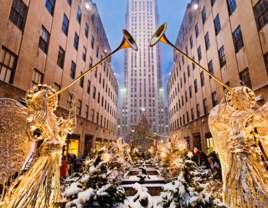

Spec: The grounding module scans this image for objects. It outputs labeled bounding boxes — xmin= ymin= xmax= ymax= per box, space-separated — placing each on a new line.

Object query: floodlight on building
xmin=194 ymin=4 xmax=198 ymax=10
xmin=85 ymin=4 xmax=90 ymax=10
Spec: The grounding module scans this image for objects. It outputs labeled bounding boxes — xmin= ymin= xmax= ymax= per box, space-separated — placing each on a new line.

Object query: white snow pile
xmin=63 ymin=183 xmax=84 ymax=198
xmin=65 ymin=188 xmax=95 ymax=208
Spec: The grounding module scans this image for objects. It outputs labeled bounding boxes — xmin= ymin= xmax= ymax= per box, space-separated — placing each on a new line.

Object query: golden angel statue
xmin=0 ymin=85 xmax=76 ymax=207
xmin=209 ymin=86 xmax=268 ymax=207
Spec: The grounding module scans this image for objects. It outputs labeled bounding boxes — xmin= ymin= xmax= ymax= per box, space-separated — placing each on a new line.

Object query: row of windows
xmin=75 ymin=100 xmax=117 ymax=132
xmin=168 ymin=67 xmax=254 ymax=126
xmin=169 ymin=90 xmax=217 ymax=120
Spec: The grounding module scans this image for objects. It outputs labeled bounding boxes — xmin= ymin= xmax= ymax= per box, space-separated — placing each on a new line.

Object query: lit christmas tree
xmin=131 ymin=113 xmax=154 ymax=150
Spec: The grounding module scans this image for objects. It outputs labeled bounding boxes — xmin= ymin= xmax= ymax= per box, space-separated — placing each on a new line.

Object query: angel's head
xmin=26 ymin=85 xmax=58 ymax=111
xmin=225 ymin=86 xmax=256 ymax=111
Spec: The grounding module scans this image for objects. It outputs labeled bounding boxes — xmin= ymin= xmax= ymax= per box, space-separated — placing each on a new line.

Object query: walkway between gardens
xmin=120 ymin=163 xmax=166 ymax=207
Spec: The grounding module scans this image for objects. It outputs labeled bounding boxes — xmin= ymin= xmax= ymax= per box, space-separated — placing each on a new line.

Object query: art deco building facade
xmin=168 ymin=0 xmax=268 ymax=153
xmin=119 ymin=0 xmax=166 ymax=137
xmin=0 ymin=0 xmax=118 ymax=156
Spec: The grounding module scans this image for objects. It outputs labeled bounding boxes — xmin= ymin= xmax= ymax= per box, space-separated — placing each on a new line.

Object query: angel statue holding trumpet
xmin=209 ymin=86 xmax=268 ymax=207
xmin=0 ymin=85 xmax=76 ymax=208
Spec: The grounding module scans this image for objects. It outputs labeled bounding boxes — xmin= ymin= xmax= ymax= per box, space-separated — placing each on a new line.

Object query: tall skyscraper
xmin=119 ymin=0 xmax=166 ymax=136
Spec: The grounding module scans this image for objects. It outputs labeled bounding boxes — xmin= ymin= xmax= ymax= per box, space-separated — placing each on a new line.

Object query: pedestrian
xmin=60 ymin=157 xmax=68 ymax=179
xmin=192 ymin=147 xmax=210 ymax=168
xmin=208 ymin=156 xmax=222 ymax=180
xmin=76 ymin=154 xmax=83 ymax=172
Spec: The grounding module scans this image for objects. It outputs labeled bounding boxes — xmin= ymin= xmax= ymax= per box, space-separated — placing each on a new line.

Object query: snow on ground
xmin=124 ymin=196 xmax=162 ymax=208
xmin=128 ymin=175 xmax=161 ymax=180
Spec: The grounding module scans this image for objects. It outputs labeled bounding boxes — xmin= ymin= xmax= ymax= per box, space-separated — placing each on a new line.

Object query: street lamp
xmin=193 ymin=4 xmax=198 ymax=10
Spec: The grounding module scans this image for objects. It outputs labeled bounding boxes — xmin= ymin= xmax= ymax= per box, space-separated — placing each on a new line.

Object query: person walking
xmin=75 ymin=154 xmax=83 ymax=172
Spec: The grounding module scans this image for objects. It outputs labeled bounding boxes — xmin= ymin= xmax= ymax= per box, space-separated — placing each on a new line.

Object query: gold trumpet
xmin=50 ymin=29 xmax=138 ymax=99
xmin=150 ymin=23 xmax=236 ymax=95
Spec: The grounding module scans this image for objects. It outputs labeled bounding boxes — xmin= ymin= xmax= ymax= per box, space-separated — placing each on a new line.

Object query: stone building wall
xmin=0 ymin=0 xmax=118 ymax=156
xmin=167 ymin=0 xmax=268 ymax=153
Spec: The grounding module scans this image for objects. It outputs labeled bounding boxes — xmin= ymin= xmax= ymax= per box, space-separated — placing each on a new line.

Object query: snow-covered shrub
xmin=158 ymin=160 xmax=228 ymax=208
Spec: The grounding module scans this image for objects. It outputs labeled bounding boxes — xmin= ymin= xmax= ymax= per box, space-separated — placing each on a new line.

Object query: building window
xmin=89 ymin=57 xmax=92 ymax=68
xmin=186 ymin=46 xmax=188 ymax=56
xmin=205 ymin=32 xmax=210 ymax=50
xmin=194 ymin=79 xmax=198 ymax=93
xmin=219 ymin=46 xmax=226 ymax=67
xmin=190 ymin=36 xmax=193 ymax=48
xmin=0 ymin=47 xmax=17 ymax=84
xmin=185 ymin=91 xmax=188 ymax=102
xmin=182 ymin=56 xmax=185 ymax=65
xmin=198 ymin=46 xmax=202 ymax=61
xmin=45 ymin=0 xmax=55 ymax=15
xmin=200 ymin=71 xmax=205 ymax=87
xmin=96 ymin=46 xmax=99 ymax=57
xmin=203 ymin=99 xmax=208 ymax=114
xmin=212 ymin=91 xmax=217 ymax=107
xmin=228 ymin=0 xmax=237 ymax=15
xmin=96 ymin=112 xmax=99 ymax=124
xmin=87 ymin=80 xmax=91 ymax=94
xmin=74 ymin=33 xmax=79 ymax=50
xmin=223 ymin=81 xmax=230 ymax=91
xmin=208 ymin=60 xmax=214 ymax=78
xmin=85 ymin=23 xmax=88 ymax=37
xmin=192 ymin=56 xmax=195 ymax=70
xmin=9 ymin=0 xmax=28 ymax=30
xmin=94 ymin=67 xmax=97 ymax=78
xmin=183 ymin=115 xmax=185 ymax=125
xmin=195 ymin=23 xmax=199 ymax=37
xmin=57 ymin=46 xmax=65 ymax=69
xmin=77 ymin=100 xmax=82 ymax=116
xmin=39 ymin=26 xmax=49 ymax=54
xmin=239 ymin=68 xmax=252 ymax=89
xmin=233 ymin=26 xmax=244 ymax=53
xmin=264 ymin=53 xmax=268 ymax=75
xmin=82 ymin=46 xmax=86 ymax=61
xmin=85 ymin=105 xmax=89 ymax=119
xmin=191 ymin=108 xmax=194 ymax=120
xmin=99 ymin=73 xmax=101 ymax=84
xmin=93 ymin=87 xmax=96 ymax=99
xmin=214 ymin=14 xmax=221 ymax=35
xmin=91 ymin=36 xmax=94 ymax=48
xmin=187 ymin=65 xmax=190 ymax=77
xmin=77 ymin=6 xmax=81 ymax=23
xmin=184 ymin=72 xmax=186 ymax=83
xmin=32 ymin=69 xmax=43 ymax=87
xmin=62 ymin=14 xmax=69 ymax=35
xmin=91 ymin=109 xmax=94 ymax=121
xmin=254 ymin=0 xmax=268 ymax=30
xmin=189 ymin=86 xmax=192 ymax=98
xmin=67 ymin=93 xmax=73 ymax=110
xmin=196 ymin=104 xmax=200 ymax=117
xmin=211 ymin=0 xmax=216 ymax=6
xmin=187 ymin=112 xmax=189 ymax=123
xmin=80 ymin=72 xmax=84 ymax=88
xmin=54 ymin=83 xmax=60 ymax=100
xmin=202 ymin=7 xmax=207 ymax=23
xmin=70 ymin=61 xmax=76 ymax=79
xmin=182 ymin=96 xmax=184 ymax=106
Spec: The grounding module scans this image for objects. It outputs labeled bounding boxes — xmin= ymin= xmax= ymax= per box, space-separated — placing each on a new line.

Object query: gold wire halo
xmin=26 ymin=85 xmax=57 ymax=111
xmin=225 ymin=86 xmax=255 ymax=110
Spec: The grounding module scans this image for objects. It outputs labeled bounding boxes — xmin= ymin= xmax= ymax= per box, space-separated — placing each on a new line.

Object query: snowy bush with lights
xmin=158 ymin=160 xmax=228 ymax=208
xmin=62 ymin=148 xmax=126 ymax=207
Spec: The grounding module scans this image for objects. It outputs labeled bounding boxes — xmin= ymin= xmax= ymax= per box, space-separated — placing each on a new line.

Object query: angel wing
xmin=0 ymin=98 xmax=32 ymax=184
xmin=255 ymin=102 xmax=268 ymax=158
xmin=208 ymin=103 xmax=234 ymax=185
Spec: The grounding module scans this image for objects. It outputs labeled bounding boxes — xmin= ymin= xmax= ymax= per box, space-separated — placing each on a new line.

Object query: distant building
xmin=167 ymin=0 xmax=268 ymax=153
xmin=0 ymin=0 xmax=118 ymax=156
xmin=119 ymin=0 xmax=167 ymax=137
